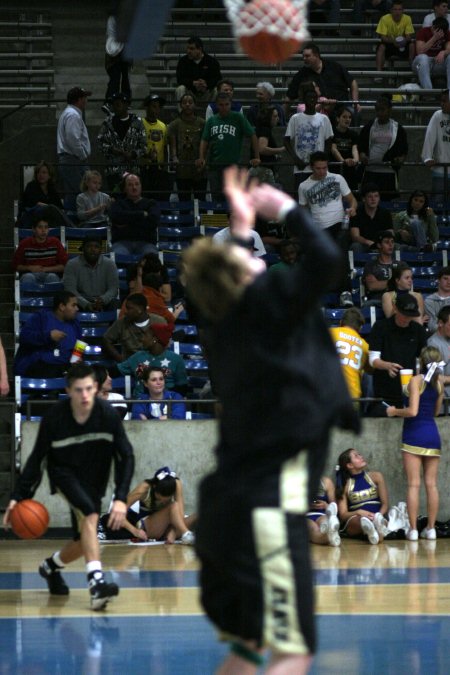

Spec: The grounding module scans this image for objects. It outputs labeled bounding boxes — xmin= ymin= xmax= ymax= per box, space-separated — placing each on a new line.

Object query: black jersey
xmin=201 ymin=206 xmax=359 ymax=471
xmin=12 ymin=398 xmax=134 ymax=503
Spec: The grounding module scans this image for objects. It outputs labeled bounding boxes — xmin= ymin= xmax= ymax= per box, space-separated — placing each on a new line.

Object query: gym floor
xmin=0 ymin=537 xmax=449 ymax=674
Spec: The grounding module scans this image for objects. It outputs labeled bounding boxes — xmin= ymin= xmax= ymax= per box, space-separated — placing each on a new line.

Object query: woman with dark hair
xmin=249 ymin=106 xmax=286 ymax=185
xmin=393 ymin=190 xmax=439 ymax=250
xmin=382 ymin=261 xmax=425 ymax=323
xmin=386 ymin=346 xmax=444 ymax=541
xmin=131 ymin=366 xmax=186 ymax=420
xmin=98 ymin=466 xmax=196 ymax=544
xmin=335 ymin=448 xmax=389 ymax=545
xmin=18 ymin=160 xmax=70 ymax=226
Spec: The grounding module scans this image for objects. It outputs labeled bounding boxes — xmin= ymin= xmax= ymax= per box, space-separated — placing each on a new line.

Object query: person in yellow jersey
xmin=141 ymin=94 xmax=171 ymax=201
xmin=330 ymin=307 xmax=370 ymax=401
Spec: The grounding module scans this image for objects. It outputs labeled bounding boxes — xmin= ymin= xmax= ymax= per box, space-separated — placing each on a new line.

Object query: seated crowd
xmin=10 ymin=2 xmax=450 ymax=423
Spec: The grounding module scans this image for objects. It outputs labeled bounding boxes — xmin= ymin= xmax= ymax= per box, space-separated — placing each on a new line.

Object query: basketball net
xmin=222 ymin=0 xmax=309 ymax=43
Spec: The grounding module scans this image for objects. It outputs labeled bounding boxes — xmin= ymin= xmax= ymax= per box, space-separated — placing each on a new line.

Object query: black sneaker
xmin=89 ymin=580 xmax=119 ymax=611
xmin=39 ymin=563 xmax=69 ymax=595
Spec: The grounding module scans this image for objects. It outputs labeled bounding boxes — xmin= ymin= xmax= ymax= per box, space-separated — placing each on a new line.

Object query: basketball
xmin=10 ymin=499 xmax=50 ymax=539
xmin=237 ymin=0 xmax=303 ymax=64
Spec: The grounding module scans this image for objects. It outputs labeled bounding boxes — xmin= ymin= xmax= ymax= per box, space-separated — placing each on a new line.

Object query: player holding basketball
xmin=181 ymin=167 xmax=358 ymax=674
xmin=3 ymin=362 xmax=134 ymax=610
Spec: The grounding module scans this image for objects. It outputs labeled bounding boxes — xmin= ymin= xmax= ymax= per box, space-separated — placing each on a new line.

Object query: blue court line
xmin=0 ymin=566 xmax=449 ymax=590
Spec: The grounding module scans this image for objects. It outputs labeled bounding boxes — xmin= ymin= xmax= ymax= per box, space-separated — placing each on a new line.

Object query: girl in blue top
xmin=386 ymin=346 xmax=444 ymax=541
xmin=336 ymin=448 xmax=389 ymax=545
xmin=131 ymin=366 xmax=186 ymax=420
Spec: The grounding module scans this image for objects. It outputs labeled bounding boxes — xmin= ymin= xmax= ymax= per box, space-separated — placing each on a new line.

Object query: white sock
xmin=86 ymin=560 xmax=102 ymax=575
xmin=52 ymin=551 xmax=65 ymax=568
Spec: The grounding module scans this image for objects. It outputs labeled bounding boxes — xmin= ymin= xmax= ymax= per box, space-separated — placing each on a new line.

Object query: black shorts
xmin=55 ymin=472 xmax=102 ymax=540
xmin=380 ymin=42 xmax=410 ymax=60
xmin=196 ymin=446 xmax=326 ymax=655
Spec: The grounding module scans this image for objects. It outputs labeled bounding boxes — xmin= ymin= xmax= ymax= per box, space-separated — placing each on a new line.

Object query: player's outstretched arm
xmin=223 ymin=166 xmax=256 ymax=239
xmin=250 ymin=181 xmax=296 ymax=222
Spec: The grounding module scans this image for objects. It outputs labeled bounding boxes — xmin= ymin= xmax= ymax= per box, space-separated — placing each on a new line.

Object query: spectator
xmin=362 ymin=230 xmax=395 ymax=305
xmin=0 ymin=336 xmax=9 ymax=397
xmin=246 ymin=81 xmax=286 ymax=127
xmin=57 ymin=86 xmax=92 ymax=208
xmin=393 ymin=190 xmax=439 ymax=250
xmin=381 ymin=262 xmax=426 ymax=323
xmin=427 ymin=305 xmax=450 ymax=398
xmin=98 ymin=467 xmax=195 ymax=544
xmin=298 ymin=151 xmax=357 ymax=242
xmin=116 ymin=324 xmax=188 ymax=397
xmin=249 ymin=106 xmax=286 ymax=185
xmin=97 ymin=92 xmax=146 ymax=193
xmin=167 ymin=93 xmax=206 ymax=202
xmin=375 ymin=1 xmax=415 ymax=72
xmin=358 ymin=95 xmax=408 ymax=200
xmin=423 ymin=0 xmax=449 ymax=28
xmin=141 ymin=94 xmax=171 ymax=201
xmin=295 ymin=80 xmax=336 ymax=117
xmin=18 ymin=161 xmax=70 ymax=228
xmin=63 ymin=234 xmax=119 ymax=312
xmin=284 ymin=85 xmax=334 ymax=190
xmin=330 ymin=105 xmax=360 ymax=192
xmin=350 ymin=183 xmax=393 ymax=251
xmin=421 ymin=89 xmax=450 ymax=200
xmin=14 ymin=290 xmax=81 ymax=377
xmin=119 ymin=271 xmax=183 ymax=324
xmin=424 ymin=265 xmax=450 ymax=332
xmin=268 ymin=239 xmax=300 ymax=273
xmin=329 ymin=307 xmax=370 ymax=401
xmin=205 ymin=79 xmax=243 ymax=120
xmin=13 ymin=209 xmax=68 ymax=285
xmin=335 ymin=448 xmax=389 ymax=545
xmin=131 ymin=366 xmax=186 ymax=420
xmin=197 ymin=92 xmax=260 ymax=201
xmin=212 ymin=219 xmax=266 ymax=257
xmin=412 ymin=16 xmax=450 ymax=90
xmin=109 ymin=173 xmax=159 ymax=256
xmin=386 ymin=346 xmax=444 ymax=541
xmin=76 ymin=170 xmax=112 ymax=228
xmin=92 ymin=363 xmax=129 ymax=419
xmin=104 ymin=6 xmax=131 ymax=107
xmin=102 ymin=293 xmax=167 ymax=363
xmin=175 ymin=36 xmax=222 ymax=104
xmin=354 ymin=0 xmax=393 ymax=24
xmin=368 ymin=292 xmax=428 ymax=414
xmin=127 ymin=253 xmax=172 ymax=303
xmin=285 ymin=43 xmax=360 ymax=121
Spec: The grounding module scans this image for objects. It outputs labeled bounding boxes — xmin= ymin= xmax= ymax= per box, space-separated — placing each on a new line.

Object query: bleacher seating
xmin=0 ymin=13 xmax=55 ymax=110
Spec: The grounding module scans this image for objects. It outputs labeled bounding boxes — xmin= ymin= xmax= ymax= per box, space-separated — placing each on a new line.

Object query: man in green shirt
xmin=197 ymin=92 xmax=260 ymax=200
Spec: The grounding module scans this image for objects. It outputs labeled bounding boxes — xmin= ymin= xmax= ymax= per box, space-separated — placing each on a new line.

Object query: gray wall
xmin=20 ymin=417 xmax=450 ymax=527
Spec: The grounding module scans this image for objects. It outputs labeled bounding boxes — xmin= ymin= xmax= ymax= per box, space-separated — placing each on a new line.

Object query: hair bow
xmin=424 ymin=361 xmax=446 ymax=383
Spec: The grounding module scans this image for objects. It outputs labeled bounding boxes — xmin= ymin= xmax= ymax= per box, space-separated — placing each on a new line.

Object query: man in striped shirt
xmin=13 ymin=209 xmax=68 ymax=285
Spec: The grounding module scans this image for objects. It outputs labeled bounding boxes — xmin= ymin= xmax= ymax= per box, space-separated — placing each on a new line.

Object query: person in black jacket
xmin=181 ymin=166 xmax=359 ymax=674
xmin=3 ymin=363 xmax=135 ymax=611
xmin=175 ymin=36 xmax=222 ymax=105
xmin=358 ymin=95 xmax=408 ymax=200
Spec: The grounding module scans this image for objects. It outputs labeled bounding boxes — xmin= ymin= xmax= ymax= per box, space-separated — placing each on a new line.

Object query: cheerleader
xmin=336 ymin=448 xmax=389 ymax=545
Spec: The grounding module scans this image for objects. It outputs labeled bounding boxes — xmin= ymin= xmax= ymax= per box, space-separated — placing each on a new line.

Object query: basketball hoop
xmin=223 ymin=0 xmax=309 ymax=64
